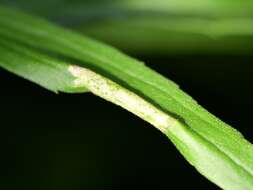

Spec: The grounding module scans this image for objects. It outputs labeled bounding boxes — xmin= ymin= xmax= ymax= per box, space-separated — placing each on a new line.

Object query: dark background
xmin=1 ymin=55 xmax=252 ymax=190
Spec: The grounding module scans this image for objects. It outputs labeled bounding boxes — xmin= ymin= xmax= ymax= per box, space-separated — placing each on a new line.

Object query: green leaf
xmin=0 ymin=38 xmax=87 ymax=93
xmin=1 ymin=6 xmax=253 ymax=189
xmin=2 ymin=0 xmax=253 ymax=55
xmin=79 ymin=17 xmax=253 ymax=55
xmin=2 ymin=0 xmax=253 ymax=19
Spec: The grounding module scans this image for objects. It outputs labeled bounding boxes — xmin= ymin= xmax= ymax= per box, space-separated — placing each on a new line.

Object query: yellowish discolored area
xmin=68 ymin=65 xmax=180 ymax=133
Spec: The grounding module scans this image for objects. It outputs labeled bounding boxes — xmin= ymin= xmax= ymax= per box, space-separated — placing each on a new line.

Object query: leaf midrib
xmin=0 ymin=6 xmax=253 ymax=178
xmin=53 ymin=31 xmax=253 ymax=177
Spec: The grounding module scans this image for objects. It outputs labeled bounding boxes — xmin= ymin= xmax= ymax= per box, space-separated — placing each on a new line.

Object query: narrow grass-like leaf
xmin=79 ymin=17 xmax=253 ymax=55
xmin=0 ymin=38 xmax=87 ymax=93
xmin=2 ymin=0 xmax=253 ymax=19
xmin=0 ymin=6 xmax=253 ymax=189
xmin=2 ymin=0 xmax=253 ymax=55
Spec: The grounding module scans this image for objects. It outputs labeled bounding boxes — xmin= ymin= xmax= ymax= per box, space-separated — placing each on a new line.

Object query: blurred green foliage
xmin=1 ymin=0 xmax=253 ymax=55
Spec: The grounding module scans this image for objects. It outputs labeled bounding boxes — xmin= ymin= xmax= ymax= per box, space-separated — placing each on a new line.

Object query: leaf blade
xmin=0 ymin=6 xmax=253 ymax=189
